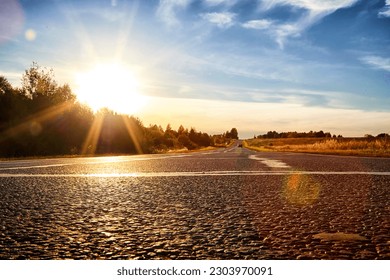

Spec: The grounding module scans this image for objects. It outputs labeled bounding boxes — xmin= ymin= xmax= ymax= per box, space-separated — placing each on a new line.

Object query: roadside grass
xmin=166 ymin=145 xmax=218 ymax=154
xmin=243 ymin=138 xmax=390 ymax=157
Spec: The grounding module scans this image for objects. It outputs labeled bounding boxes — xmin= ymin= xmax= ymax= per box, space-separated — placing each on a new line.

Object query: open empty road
xmin=0 ymin=144 xmax=389 ymax=259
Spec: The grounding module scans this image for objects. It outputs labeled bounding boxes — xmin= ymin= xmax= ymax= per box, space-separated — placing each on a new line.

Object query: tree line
xmin=256 ymin=130 xmax=339 ymax=139
xmin=0 ymin=63 xmax=238 ymax=157
xmin=256 ymin=130 xmax=390 ymax=139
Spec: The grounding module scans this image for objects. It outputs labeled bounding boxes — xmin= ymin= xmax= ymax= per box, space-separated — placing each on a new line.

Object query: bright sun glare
xmin=75 ymin=63 xmax=146 ymax=114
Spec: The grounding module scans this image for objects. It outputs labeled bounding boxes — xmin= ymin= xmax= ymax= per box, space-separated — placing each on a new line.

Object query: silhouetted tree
xmin=230 ymin=128 xmax=238 ymax=139
xmin=177 ymin=125 xmax=188 ymax=136
xmin=21 ymin=62 xmax=56 ymax=98
xmin=257 ymin=130 xmax=335 ymax=139
xmin=178 ymin=134 xmax=197 ymax=150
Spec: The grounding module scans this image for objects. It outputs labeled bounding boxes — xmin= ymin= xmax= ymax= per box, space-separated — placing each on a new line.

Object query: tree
xmin=315 ymin=130 xmax=325 ymax=138
xmin=0 ymin=76 xmax=15 ymax=124
xmin=178 ymin=125 xmax=186 ymax=135
xmin=0 ymin=76 xmax=29 ymax=128
xmin=199 ymin=133 xmax=211 ymax=147
xmin=21 ymin=62 xmax=57 ymax=99
xmin=377 ymin=133 xmax=389 ymax=138
xmin=163 ymin=124 xmax=177 ymax=148
xmin=178 ymin=134 xmax=197 ymax=150
xmin=230 ymin=128 xmax=238 ymax=139
xmin=189 ymin=128 xmax=198 ymax=143
xmin=52 ymin=84 xmax=76 ymax=104
xmin=0 ymin=76 xmax=13 ymax=95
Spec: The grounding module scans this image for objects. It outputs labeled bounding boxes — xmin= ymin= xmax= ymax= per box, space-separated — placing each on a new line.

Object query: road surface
xmin=0 ymin=144 xmax=389 ymax=259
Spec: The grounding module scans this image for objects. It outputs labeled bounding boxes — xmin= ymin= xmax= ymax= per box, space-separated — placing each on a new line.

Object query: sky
xmin=0 ymin=0 xmax=389 ymax=138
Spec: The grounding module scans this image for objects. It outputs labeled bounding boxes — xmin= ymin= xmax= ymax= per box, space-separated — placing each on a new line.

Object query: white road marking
xmin=1 ymin=171 xmax=390 ymax=177
xmin=248 ymin=155 xmax=291 ymax=168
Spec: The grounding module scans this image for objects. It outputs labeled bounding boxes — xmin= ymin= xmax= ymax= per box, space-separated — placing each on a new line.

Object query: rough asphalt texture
xmin=0 ymin=147 xmax=389 ymax=259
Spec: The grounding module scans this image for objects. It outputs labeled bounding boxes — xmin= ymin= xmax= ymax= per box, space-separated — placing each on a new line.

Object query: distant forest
xmin=256 ymin=130 xmax=338 ymax=139
xmin=0 ymin=64 xmax=238 ymax=157
xmin=256 ymin=130 xmax=389 ymax=139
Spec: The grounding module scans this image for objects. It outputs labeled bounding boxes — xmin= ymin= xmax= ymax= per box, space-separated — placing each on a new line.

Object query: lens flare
xmin=25 ymin=29 xmax=37 ymax=41
xmin=283 ymin=173 xmax=320 ymax=206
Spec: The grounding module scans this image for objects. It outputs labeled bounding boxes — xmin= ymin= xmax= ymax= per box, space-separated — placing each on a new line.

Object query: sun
xmin=74 ymin=63 xmax=146 ymax=114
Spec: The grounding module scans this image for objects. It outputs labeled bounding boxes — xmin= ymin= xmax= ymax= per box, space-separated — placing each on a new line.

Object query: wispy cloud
xmin=242 ymin=19 xmax=273 ymax=30
xmin=378 ymin=0 xmax=390 ymax=18
xmin=201 ymin=12 xmax=236 ymax=28
xmin=203 ymin=0 xmax=237 ymax=7
xmin=243 ymin=18 xmax=307 ymax=49
xmin=259 ymin=0 xmax=359 ymax=13
xmin=156 ymin=0 xmax=192 ymax=27
xmin=0 ymin=70 xmax=22 ymax=86
xmin=258 ymin=0 xmax=360 ymax=48
xmin=360 ymin=55 xmax=390 ymax=72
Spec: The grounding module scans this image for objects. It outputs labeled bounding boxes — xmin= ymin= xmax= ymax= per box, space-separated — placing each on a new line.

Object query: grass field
xmin=243 ymin=137 xmax=390 ymax=157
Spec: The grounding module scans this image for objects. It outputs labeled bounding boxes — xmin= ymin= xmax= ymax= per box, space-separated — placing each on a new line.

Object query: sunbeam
xmin=0 ymin=101 xmax=73 ymax=143
xmin=81 ymin=113 xmax=104 ymax=155
xmin=121 ymin=115 xmax=143 ymax=154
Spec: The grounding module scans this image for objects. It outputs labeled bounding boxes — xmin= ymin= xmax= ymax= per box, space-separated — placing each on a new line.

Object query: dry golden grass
xmin=244 ymin=138 xmax=390 ymax=157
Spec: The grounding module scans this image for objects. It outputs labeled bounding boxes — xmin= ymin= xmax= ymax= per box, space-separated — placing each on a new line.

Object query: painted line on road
xmin=1 ymin=170 xmax=390 ymax=178
xmin=248 ymin=155 xmax=291 ymax=168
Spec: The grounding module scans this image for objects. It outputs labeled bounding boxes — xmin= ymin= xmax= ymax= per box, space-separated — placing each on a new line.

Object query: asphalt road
xmin=0 ymin=144 xmax=389 ymax=259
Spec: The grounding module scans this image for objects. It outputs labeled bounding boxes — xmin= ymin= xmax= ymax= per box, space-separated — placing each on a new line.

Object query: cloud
xmin=203 ymin=0 xmax=237 ymax=7
xmin=258 ymin=0 xmax=360 ymax=48
xmin=0 ymin=70 xmax=22 ymax=86
xmin=156 ymin=0 xmax=192 ymax=27
xmin=242 ymin=19 xmax=273 ymax=30
xmin=259 ymin=0 xmax=359 ymax=13
xmin=360 ymin=55 xmax=390 ymax=72
xmin=201 ymin=12 xmax=236 ymax=28
xmin=378 ymin=0 xmax=390 ymax=18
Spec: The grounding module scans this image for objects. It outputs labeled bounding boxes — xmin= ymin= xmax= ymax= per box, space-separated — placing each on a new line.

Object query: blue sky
xmin=1 ymin=0 xmax=389 ymax=137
